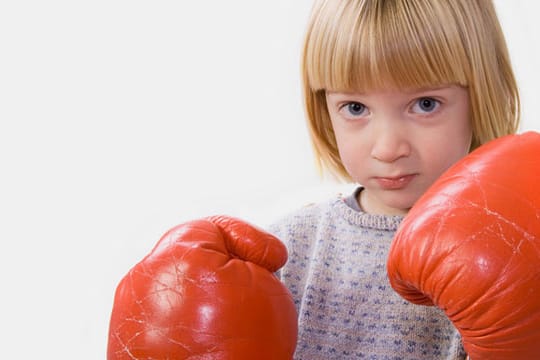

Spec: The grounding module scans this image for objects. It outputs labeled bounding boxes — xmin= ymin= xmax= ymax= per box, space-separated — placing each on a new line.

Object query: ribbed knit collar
xmin=333 ymin=197 xmax=404 ymax=231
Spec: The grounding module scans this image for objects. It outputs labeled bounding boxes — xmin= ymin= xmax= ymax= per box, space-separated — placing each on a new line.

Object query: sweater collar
xmin=336 ymin=187 xmax=404 ymax=231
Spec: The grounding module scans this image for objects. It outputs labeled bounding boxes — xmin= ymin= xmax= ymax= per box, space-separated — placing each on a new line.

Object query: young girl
xmin=269 ymin=0 xmax=520 ymax=358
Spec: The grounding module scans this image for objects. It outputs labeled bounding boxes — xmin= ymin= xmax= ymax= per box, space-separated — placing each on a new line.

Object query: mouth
xmin=374 ymin=174 xmax=417 ymax=190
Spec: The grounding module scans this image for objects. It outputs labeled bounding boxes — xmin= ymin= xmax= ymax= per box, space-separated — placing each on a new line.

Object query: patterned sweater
xmin=268 ymin=190 xmax=466 ymax=360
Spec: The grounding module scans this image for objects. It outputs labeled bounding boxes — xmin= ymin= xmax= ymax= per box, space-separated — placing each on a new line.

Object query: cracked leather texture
xmin=388 ymin=131 xmax=540 ymax=359
xmin=107 ymin=215 xmax=298 ymax=359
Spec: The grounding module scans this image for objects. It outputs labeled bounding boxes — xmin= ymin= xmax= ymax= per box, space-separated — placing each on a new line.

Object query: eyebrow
xmin=327 ymin=85 xmax=456 ymax=97
xmin=408 ymin=85 xmax=454 ymax=93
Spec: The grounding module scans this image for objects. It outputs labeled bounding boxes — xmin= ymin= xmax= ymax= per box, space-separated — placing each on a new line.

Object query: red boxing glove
xmin=107 ymin=215 xmax=297 ymax=359
xmin=387 ymin=132 xmax=540 ymax=359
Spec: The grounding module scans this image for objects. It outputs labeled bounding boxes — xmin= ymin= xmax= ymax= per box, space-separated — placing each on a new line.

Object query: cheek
xmin=422 ymin=130 xmax=472 ymax=178
xmin=450 ymin=117 xmax=473 ymax=160
xmin=336 ymin=142 xmax=356 ymax=171
xmin=453 ymin=102 xmax=473 ymax=153
xmin=335 ymin=138 xmax=366 ymax=178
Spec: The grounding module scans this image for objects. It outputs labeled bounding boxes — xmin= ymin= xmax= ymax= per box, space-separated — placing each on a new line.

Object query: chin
xmin=384 ymin=197 xmax=418 ymax=215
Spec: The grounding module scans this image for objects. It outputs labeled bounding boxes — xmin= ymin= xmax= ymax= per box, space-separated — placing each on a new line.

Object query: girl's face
xmin=326 ymin=85 xmax=472 ymax=215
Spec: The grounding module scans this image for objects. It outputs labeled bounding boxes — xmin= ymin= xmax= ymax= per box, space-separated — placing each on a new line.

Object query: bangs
xmin=304 ymin=0 xmax=469 ymax=92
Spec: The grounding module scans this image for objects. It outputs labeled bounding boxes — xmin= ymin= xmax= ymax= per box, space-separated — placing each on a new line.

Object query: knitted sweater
xmin=268 ymin=190 xmax=466 ymax=360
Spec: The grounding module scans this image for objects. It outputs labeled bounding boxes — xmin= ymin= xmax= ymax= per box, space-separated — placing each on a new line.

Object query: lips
xmin=374 ymin=174 xmax=417 ymax=190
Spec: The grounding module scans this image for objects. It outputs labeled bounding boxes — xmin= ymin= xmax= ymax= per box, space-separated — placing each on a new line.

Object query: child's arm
xmin=387 ymin=132 xmax=540 ymax=360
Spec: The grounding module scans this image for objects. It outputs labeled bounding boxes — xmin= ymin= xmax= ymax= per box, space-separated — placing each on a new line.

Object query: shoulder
xmin=267 ymin=199 xmax=334 ymax=239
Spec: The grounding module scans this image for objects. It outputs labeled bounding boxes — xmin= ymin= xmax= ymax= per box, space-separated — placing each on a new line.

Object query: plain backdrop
xmin=0 ymin=1 xmax=539 ymax=358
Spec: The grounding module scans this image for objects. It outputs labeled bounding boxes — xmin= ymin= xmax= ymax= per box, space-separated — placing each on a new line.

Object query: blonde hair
xmin=302 ymin=0 xmax=520 ymax=180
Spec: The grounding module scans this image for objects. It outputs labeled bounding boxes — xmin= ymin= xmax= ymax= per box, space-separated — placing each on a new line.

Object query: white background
xmin=0 ymin=1 xmax=538 ymax=358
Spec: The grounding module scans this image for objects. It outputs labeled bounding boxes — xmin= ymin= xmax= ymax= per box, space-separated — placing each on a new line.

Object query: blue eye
xmin=414 ymin=97 xmax=440 ymax=113
xmin=346 ymin=102 xmax=366 ymax=116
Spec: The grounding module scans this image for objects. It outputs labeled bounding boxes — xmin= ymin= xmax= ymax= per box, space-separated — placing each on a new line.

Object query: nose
xmin=370 ymin=121 xmax=411 ymax=163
